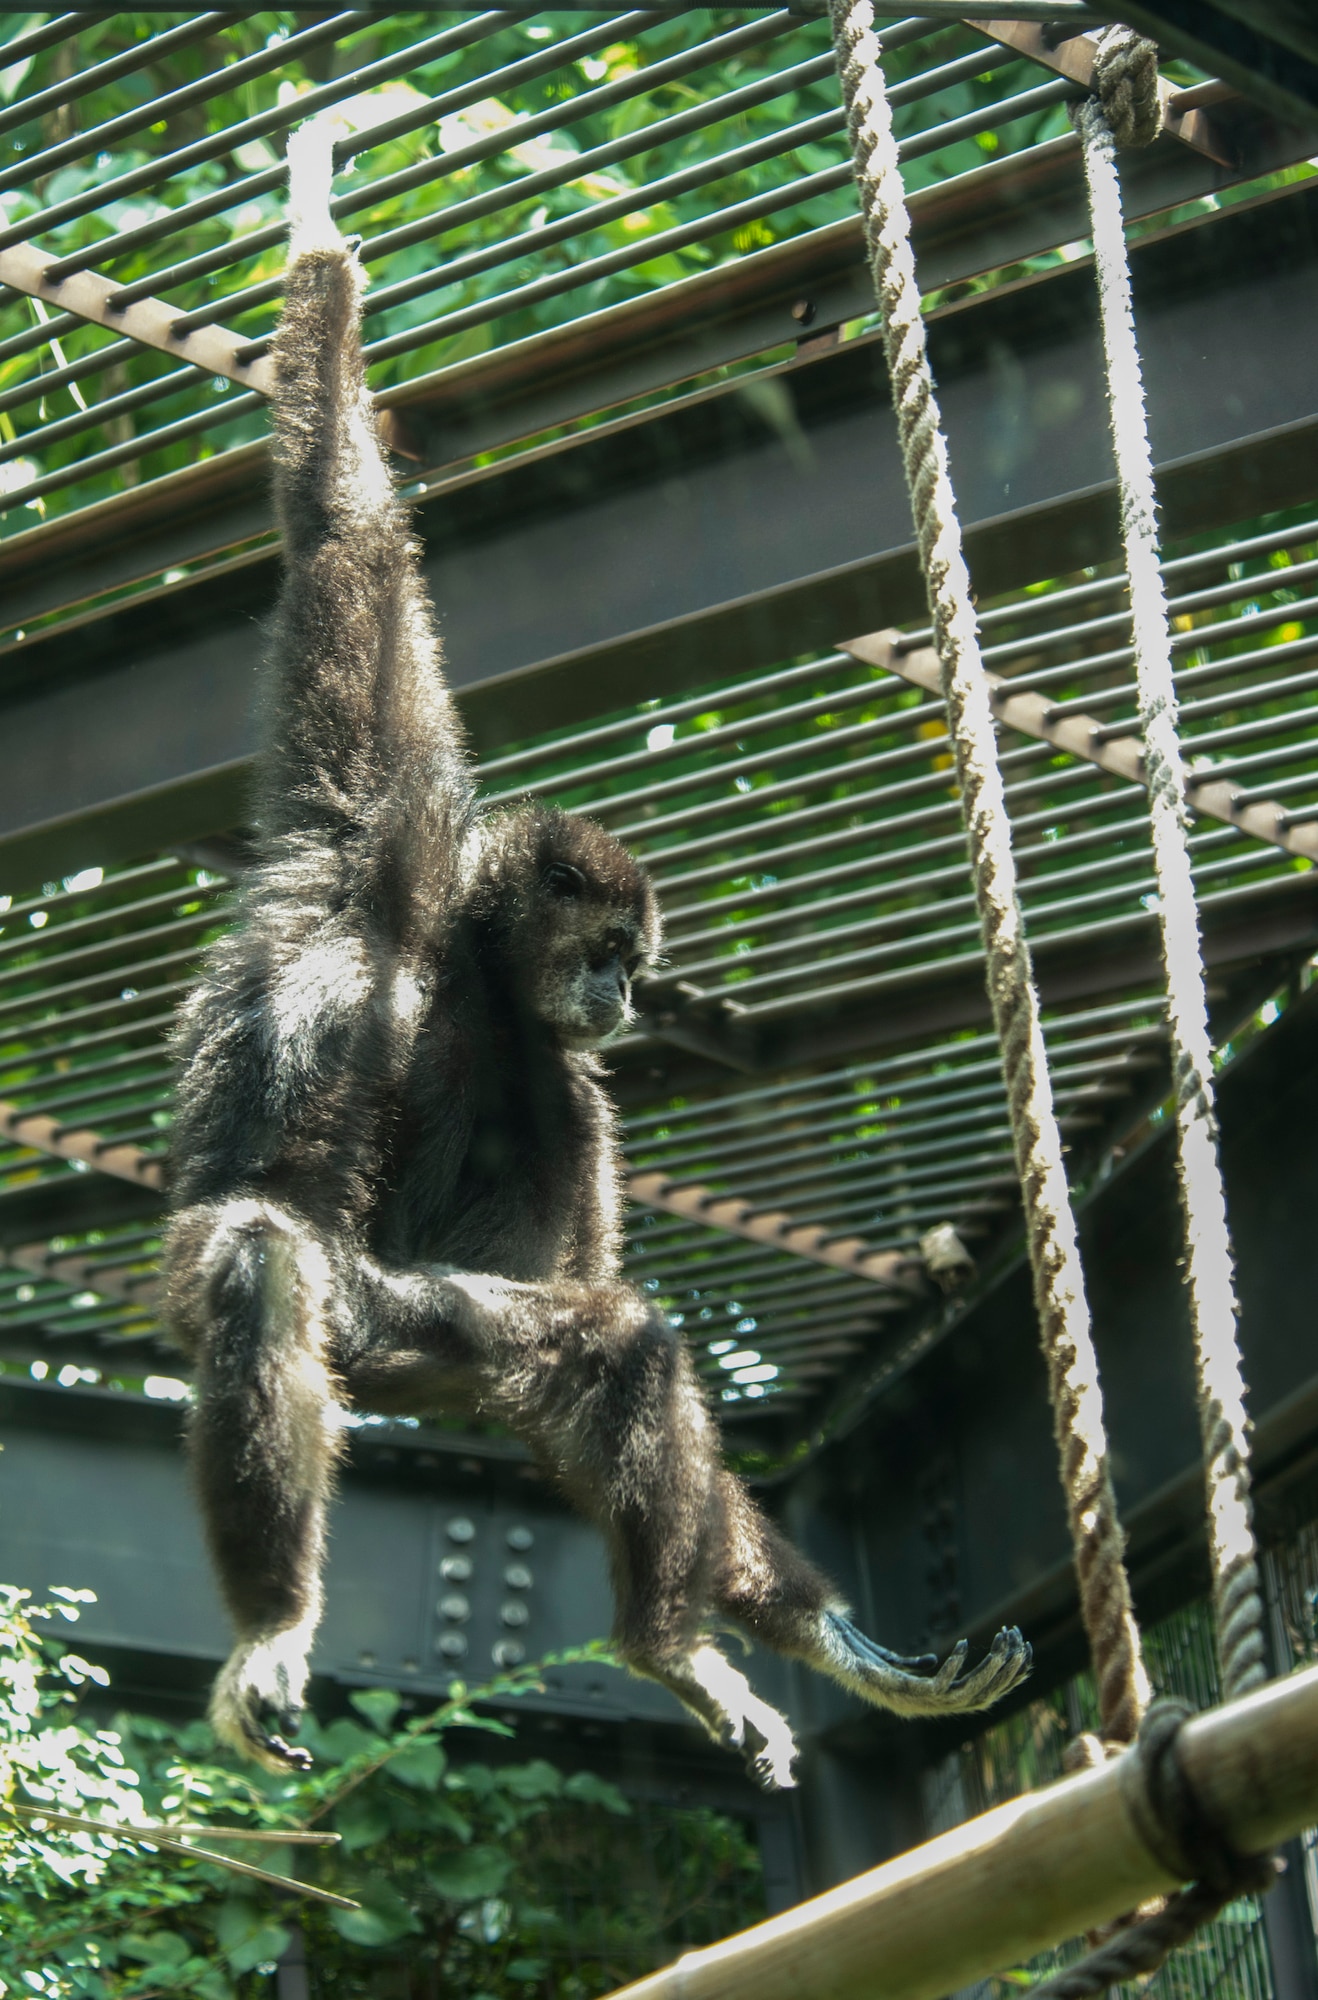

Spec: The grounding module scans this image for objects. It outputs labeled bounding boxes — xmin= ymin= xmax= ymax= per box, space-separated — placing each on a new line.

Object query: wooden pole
xmin=606 ymin=1664 xmax=1318 ymax=2000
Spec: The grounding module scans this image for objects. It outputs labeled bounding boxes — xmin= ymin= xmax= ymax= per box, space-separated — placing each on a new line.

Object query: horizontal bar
xmin=846 ymin=630 xmax=1318 ymax=863
xmin=0 ymin=1100 xmax=163 ymax=1192
xmin=0 ymin=17 xmax=221 ymax=142
xmin=0 ymin=243 xmax=273 ymax=393
xmin=626 ymin=1171 xmax=924 ymax=1287
xmin=606 ymin=1666 xmax=1318 ymax=2000
xmin=8 ymin=1240 xmax=159 ymax=1311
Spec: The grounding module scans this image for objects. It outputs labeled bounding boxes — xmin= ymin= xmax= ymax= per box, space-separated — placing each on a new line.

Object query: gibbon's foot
xmin=665 ymin=1644 xmax=800 ymax=1793
xmin=821 ymin=1613 xmax=1031 ymax=1718
xmin=210 ymin=1633 xmax=315 ymax=1774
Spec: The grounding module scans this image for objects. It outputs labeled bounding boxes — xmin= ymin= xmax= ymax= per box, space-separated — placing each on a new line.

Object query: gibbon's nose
xmin=613 ymin=963 xmax=630 ymax=1003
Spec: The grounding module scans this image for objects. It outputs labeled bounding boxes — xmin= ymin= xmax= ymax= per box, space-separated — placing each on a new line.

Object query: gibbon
xmin=165 ymin=121 xmax=1029 ymax=1789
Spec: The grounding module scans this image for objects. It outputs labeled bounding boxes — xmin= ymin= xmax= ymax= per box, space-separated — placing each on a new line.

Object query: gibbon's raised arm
xmin=259 ymin=122 xmax=474 ymax=937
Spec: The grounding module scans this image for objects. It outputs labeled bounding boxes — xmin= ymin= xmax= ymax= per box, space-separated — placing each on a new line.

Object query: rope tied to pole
xmin=1032 ymin=1703 xmax=1278 ymax=1998
xmin=827 ymin=0 xmax=1149 ymax=1749
xmin=1090 ymin=22 xmax=1161 ymax=148
xmin=1036 ymin=33 xmax=1276 ymax=1998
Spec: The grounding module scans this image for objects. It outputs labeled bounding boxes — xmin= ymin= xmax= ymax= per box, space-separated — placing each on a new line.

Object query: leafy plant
xmin=0 ymin=1587 xmax=762 ymax=1999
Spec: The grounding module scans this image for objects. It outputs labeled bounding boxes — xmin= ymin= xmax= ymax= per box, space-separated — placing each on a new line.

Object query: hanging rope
xmin=1075 ymin=49 xmax=1267 ymax=1712
xmin=827 ymin=0 xmax=1148 ymax=1747
xmin=1035 ymin=36 xmax=1278 ymax=2000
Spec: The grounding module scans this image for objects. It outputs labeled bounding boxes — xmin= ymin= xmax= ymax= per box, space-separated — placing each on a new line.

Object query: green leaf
xmin=564 ymin=1770 xmax=631 ymax=1814
xmin=119 ymin=1928 xmax=191 ymax=1968
xmin=389 ymin=1738 xmax=446 ymax=1790
xmin=328 ymin=1878 xmax=420 ymax=1947
xmin=332 ymin=1789 xmax=395 ymax=1852
xmin=349 ymin=1686 xmax=401 ymax=1734
xmin=499 ymin=1759 xmax=562 ymax=1801
xmin=428 ymin=1843 xmax=512 ymax=1902
xmin=330 ymin=1903 xmax=411 ymax=1948
xmin=315 ymin=1716 xmax=381 ymax=1761
xmin=215 ymin=1899 xmax=291 ymax=1975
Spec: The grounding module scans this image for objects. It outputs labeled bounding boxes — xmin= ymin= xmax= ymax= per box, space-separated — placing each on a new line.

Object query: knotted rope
xmin=1074 ymin=40 xmax=1267 ymax=1712
xmin=827 ymin=0 xmax=1148 ymax=1747
xmin=1033 ymin=1703 xmax=1277 ymax=1998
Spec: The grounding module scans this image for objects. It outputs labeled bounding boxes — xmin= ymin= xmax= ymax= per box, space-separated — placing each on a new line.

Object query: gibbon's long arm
xmin=260 ymin=122 xmax=474 ymax=943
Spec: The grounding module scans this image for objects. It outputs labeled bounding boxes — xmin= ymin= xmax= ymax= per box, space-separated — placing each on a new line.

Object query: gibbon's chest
xmin=383 ymin=1010 xmax=596 ymax=1278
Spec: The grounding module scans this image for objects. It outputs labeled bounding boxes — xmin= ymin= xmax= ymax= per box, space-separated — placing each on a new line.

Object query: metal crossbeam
xmin=845 ymin=630 xmax=1318 ymax=865
xmin=0 ymin=243 xmax=273 ymax=394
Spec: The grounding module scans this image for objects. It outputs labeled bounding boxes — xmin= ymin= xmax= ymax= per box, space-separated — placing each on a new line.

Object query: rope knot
xmin=1034 ymin=1703 xmax=1277 ymax=1998
xmin=1129 ymin=1699 xmax=1278 ymax=1898
xmin=1091 ymin=25 xmax=1161 ymax=149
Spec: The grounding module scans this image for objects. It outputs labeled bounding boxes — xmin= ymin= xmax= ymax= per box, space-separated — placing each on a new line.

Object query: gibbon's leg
xmin=342 ymin=1262 xmax=805 ymax=1789
xmin=167 ymin=1201 xmax=343 ymax=1773
xmin=711 ymin=1470 xmax=1032 ymax=1719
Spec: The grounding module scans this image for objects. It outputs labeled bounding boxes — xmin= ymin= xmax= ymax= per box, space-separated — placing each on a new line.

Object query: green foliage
xmin=0 ymin=9 xmax=1074 ymax=531
xmin=0 ymin=1587 xmax=761 ymax=1999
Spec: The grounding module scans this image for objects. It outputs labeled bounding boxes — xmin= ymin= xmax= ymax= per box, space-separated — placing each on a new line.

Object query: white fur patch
xmin=391 ymin=962 xmax=426 ymax=1030
xmin=286 ymin=119 xmax=342 ymax=257
xmin=269 ymin=932 xmax=370 ymax=1052
xmin=211 ymin=1619 xmax=318 ymax=1772
xmin=686 ymin=1643 xmax=798 ymax=1790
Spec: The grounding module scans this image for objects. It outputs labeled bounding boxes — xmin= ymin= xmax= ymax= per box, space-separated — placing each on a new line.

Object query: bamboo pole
xmin=606 ymin=1663 xmax=1318 ymax=2000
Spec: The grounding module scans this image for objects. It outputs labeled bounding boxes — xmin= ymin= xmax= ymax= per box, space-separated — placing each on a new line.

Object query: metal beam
xmin=1 ymin=113 xmax=1310 ymax=646
xmin=1089 ymin=0 xmax=1318 ymax=129
xmin=627 ymin=1172 xmax=925 ymax=1289
xmin=1 ymin=181 xmax=1315 ymax=889
xmin=978 ymin=19 xmax=1233 ymax=162
xmin=846 ymin=629 xmax=1318 ymax=864
xmin=0 ymin=242 xmax=273 ymax=393
xmin=0 ymin=1374 xmax=777 ymax=1732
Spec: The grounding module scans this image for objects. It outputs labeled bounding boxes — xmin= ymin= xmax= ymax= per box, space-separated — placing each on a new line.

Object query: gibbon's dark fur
xmin=165 ymin=122 xmax=1030 ymax=1787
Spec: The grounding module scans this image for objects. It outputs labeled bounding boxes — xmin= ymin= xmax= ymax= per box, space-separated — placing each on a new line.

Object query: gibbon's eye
xmin=544 ymin=863 xmax=587 ymax=899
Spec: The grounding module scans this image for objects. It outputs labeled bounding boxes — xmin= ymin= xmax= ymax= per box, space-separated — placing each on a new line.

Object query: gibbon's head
xmin=477 ymin=805 xmax=661 ymax=1049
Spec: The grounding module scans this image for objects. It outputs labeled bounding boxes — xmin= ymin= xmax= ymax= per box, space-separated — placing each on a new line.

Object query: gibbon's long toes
xmin=830 ymin=1613 xmax=938 ymax=1675
xmin=253 ymin=1700 xmax=313 ymax=1772
xmin=929 ymin=1636 xmax=970 ymax=1695
xmin=937 ymin=1626 xmax=1032 ymax=1713
xmin=743 ymin=1717 xmax=798 ymax=1793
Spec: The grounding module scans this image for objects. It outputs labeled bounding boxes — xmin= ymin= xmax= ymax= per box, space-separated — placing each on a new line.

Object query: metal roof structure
xmin=0 ymin=8 xmax=1315 ymax=1463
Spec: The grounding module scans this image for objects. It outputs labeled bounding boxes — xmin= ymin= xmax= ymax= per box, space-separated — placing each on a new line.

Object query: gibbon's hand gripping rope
xmin=825 ymin=0 xmax=1149 ymax=1751
xmin=828 ymin=11 xmax=1275 ymax=1993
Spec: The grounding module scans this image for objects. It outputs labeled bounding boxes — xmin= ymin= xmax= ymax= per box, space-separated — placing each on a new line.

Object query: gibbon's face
xmin=533 ymin=851 xmax=658 ymax=1051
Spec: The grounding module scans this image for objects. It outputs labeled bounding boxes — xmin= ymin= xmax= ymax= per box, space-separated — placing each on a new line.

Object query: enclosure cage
xmin=0 ymin=6 xmax=1315 ymax=1997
